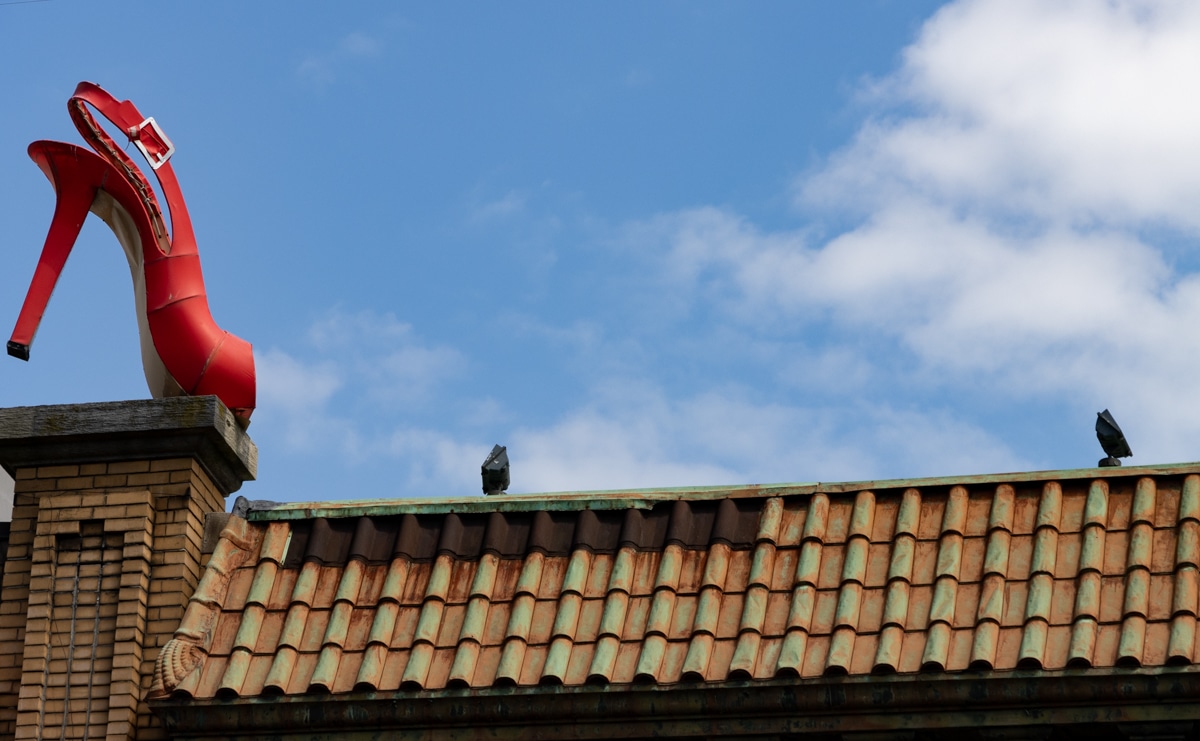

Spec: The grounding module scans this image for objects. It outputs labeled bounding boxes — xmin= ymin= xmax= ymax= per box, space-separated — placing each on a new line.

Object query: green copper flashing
xmin=246 ymin=460 xmax=1200 ymax=521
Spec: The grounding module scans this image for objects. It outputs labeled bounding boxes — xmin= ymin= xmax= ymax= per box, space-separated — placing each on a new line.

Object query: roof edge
xmin=247 ymin=460 xmax=1200 ymax=521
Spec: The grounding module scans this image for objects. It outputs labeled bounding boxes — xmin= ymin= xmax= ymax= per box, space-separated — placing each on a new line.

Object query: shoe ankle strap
xmin=67 ymin=81 xmax=192 ymax=247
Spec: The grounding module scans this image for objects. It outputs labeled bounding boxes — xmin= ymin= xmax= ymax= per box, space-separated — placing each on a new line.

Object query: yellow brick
xmin=91 ymin=475 xmax=129 ymax=488
xmin=103 ymin=518 xmax=150 ymax=534
xmin=43 ymin=493 xmax=83 ymax=508
xmin=36 ymin=465 xmax=77 ymax=479
xmin=105 ymin=490 xmax=152 ymax=507
xmin=106 ymin=461 xmax=150 ymax=475
xmin=149 ymin=458 xmax=191 ymax=472
xmin=13 ymin=479 xmax=55 ymax=494
xmin=53 ymin=476 xmax=94 ymax=490
xmin=126 ymin=472 xmax=170 ymax=486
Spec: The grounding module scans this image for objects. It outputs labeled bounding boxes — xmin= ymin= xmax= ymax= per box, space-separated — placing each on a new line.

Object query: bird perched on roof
xmin=481 ymin=444 xmax=510 ymax=495
xmin=1096 ymin=409 xmax=1132 ymax=467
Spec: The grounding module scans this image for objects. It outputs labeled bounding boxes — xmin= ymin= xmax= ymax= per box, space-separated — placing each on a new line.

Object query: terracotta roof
xmin=150 ymin=464 xmax=1200 ymax=701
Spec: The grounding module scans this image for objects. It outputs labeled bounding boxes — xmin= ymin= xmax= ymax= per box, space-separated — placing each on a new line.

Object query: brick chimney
xmin=0 ymin=398 xmax=255 ymax=741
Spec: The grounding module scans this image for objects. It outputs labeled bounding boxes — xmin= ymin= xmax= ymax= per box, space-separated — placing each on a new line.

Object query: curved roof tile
xmin=148 ymin=467 xmax=1200 ymax=700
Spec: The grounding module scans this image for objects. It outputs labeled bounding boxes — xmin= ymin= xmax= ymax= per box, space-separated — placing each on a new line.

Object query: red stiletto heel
xmin=8 ymin=143 xmax=112 ymax=361
xmin=7 ymin=82 xmax=256 ymax=423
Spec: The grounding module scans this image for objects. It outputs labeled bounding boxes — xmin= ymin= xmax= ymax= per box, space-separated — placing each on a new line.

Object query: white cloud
xmin=298 ymin=31 xmax=385 ymax=88
xmin=619 ymin=0 xmax=1200 ymax=468
xmin=807 ymin=0 xmax=1200 ymax=229
xmin=471 ymin=191 xmax=527 ymax=222
xmin=506 ymin=383 xmax=1028 ymax=493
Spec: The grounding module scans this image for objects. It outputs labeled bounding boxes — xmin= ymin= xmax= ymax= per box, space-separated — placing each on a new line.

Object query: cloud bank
xmin=257 ymin=0 xmax=1200 ymax=499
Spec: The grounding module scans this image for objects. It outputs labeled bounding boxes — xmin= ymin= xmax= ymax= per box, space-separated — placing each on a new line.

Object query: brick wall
xmin=0 ymin=399 xmax=255 ymax=741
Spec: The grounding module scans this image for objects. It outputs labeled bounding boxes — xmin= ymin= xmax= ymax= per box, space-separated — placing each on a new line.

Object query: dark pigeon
xmin=482 ymin=444 xmax=510 ymax=495
xmin=1096 ymin=409 xmax=1132 ymax=467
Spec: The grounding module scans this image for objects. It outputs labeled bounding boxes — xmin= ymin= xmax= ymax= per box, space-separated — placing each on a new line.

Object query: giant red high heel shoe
xmin=8 ymin=82 xmax=255 ymax=423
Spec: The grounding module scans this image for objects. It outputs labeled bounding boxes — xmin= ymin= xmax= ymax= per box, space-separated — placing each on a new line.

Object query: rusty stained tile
xmin=911 ymin=540 xmax=939 ymax=585
xmin=583 ymin=554 xmax=613 ymax=598
xmin=1042 ymin=624 xmax=1072 ymax=670
xmin=714 ymin=593 xmax=743 ymax=639
xmin=993 ymin=626 xmax=1022 ymax=670
xmin=1099 ymin=576 xmax=1127 ymax=623
xmin=906 ymin=585 xmax=933 ymax=630
xmin=222 ymin=568 xmax=255 ymax=612
xmin=517 ymin=644 xmax=547 ymax=685
xmin=1143 ymin=621 xmax=1170 ymax=666
xmin=1093 ymin=622 xmax=1121 ymax=666
xmin=1156 ymin=483 xmax=1181 ymax=527
xmin=1058 ymin=489 xmax=1087 ymax=534
xmin=1011 ymin=489 xmax=1042 ymax=535
xmin=253 ymin=610 xmax=284 ymax=654
xmin=963 ymin=494 xmax=992 ymax=538
xmin=608 ymin=640 xmax=640 ymax=684
xmin=769 ymin=548 xmax=798 ymax=591
xmin=1108 ymin=488 xmax=1133 ymax=531
xmin=857 ymin=588 xmax=885 ymax=634
xmin=208 ymin=612 xmax=241 ymax=656
xmin=1151 ymin=529 xmax=1179 ymax=574
xmin=194 ymin=655 xmax=228 ymax=700
xmin=285 ymin=652 xmax=318 ymax=695
xmin=1147 ymin=574 xmax=1175 ymax=621
xmin=723 ymin=549 xmax=751 ymax=593
xmin=534 ymin=557 xmax=567 ymax=601
xmin=896 ymin=631 xmax=926 ymax=673
xmin=816 ymin=545 xmax=845 ymax=589
xmin=800 ymin=634 xmax=830 ymax=678
xmin=673 ymin=550 xmax=705 ymax=595
xmin=1054 ymin=533 xmax=1082 ymax=578
xmin=443 ymin=560 xmax=477 ymax=605
xmin=952 ymin=583 xmax=979 ymax=628
xmin=433 ymin=604 xmax=466 ymax=648
xmin=489 ymin=558 xmax=524 ymax=602
xmin=822 ymin=499 xmax=853 ymax=544
xmin=239 ymin=654 xmax=273 ymax=697
xmin=959 ymin=538 xmax=985 ymax=584
xmin=869 ymin=499 xmax=898 ymax=543
xmin=400 ymin=562 xmax=432 ymax=603
xmin=748 ymin=636 xmax=779 ymax=679
xmin=777 ymin=500 xmax=807 ymax=547
xmin=345 ymin=606 xmax=374 ymax=649
xmin=1000 ymin=582 xmax=1027 ymax=627
xmin=1006 ymin=535 xmax=1034 ymax=581
xmin=299 ymin=610 xmax=330 ymax=652
xmin=526 ymin=599 xmax=558 ymax=645
xmin=266 ymin=568 xmax=298 ymax=611
xmin=701 ymin=637 xmax=733 ymax=680
xmin=355 ymin=563 xmax=388 ymax=606
xmin=915 ymin=497 xmax=944 ymax=541
xmin=1049 ymin=579 xmax=1078 ymax=625
xmin=331 ymin=649 xmax=364 ymax=693
xmin=424 ymin=647 xmax=455 ymax=690
xmin=629 ymin=551 xmax=661 ymax=596
xmin=573 ymin=598 xmax=603 ymax=643
xmin=863 ymin=543 xmax=891 ymax=587
xmin=311 ymin=565 xmax=343 ymax=610
xmin=373 ymin=648 xmax=408 ymax=691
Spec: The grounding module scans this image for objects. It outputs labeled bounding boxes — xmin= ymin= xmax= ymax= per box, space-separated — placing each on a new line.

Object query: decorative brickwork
xmin=0 ymin=399 xmax=255 ymax=741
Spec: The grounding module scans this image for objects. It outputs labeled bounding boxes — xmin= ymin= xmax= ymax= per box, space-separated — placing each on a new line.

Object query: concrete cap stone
xmin=0 ymin=396 xmax=256 ymax=495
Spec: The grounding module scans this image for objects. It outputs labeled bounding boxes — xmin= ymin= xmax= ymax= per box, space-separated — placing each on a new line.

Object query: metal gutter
xmin=153 ymin=667 xmax=1200 ymax=740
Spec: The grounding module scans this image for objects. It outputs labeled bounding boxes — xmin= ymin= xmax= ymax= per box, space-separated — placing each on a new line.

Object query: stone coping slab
xmin=0 ymin=397 xmax=256 ymax=495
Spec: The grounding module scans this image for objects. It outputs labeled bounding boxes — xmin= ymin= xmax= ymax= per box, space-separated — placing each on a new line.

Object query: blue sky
xmin=2 ymin=1 xmax=1198 ymax=509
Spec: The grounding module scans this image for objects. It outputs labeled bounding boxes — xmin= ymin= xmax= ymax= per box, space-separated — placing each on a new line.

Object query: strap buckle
xmin=129 ymin=116 xmax=175 ymax=170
